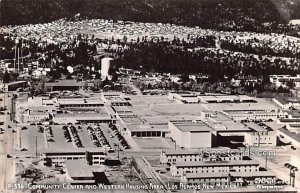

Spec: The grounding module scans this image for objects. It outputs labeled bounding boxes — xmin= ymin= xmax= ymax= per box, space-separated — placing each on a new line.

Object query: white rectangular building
xmin=168 ymin=120 xmax=215 ymax=148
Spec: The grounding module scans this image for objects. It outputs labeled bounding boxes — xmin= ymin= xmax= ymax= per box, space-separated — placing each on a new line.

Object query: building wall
xmin=244 ymin=131 xmax=277 ymax=147
xmin=160 ymin=153 xmax=202 ymax=164
xmin=42 ymin=153 xmax=106 ymax=166
xmin=188 ymin=132 xmax=212 ymax=148
xmin=160 ymin=153 xmax=243 ymax=165
xmin=171 ymin=164 xmax=259 ymax=177
xmin=169 ymin=122 xmax=213 ymax=148
xmin=223 ymin=111 xmax=278 ymax=121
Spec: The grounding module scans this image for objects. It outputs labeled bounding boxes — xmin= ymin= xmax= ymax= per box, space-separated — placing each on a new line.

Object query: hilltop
xmin=1 ymin=0 xmax=300 ymax=32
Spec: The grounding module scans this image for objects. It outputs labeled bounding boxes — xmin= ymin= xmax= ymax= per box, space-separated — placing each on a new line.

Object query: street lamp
xmin=284 ymin=163 xmax=298 ymax=187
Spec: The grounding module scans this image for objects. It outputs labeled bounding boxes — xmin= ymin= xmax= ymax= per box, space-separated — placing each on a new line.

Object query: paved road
xmin=134 ymin=157 xmax=166 ymax=193
xmin=0 ymin=93 xmax=16 ymax=193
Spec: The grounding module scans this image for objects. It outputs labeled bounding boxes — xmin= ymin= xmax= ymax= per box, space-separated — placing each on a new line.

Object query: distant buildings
xmin=198 ymin=95 xmax=256 ymax=103
xmin=168 ymin=92 xmax=199 ymax=104
xmin=269 ymin=74 xmax=300 ymax=88
xmin=222 ymin=109 xmax=278 ymax=121
xmin=45 ymin=79 xmax=93 ymax=91
xmin=0 ymin=81 xmax=27 ymax=92
xmin=273 ymin=98 xmax=300 ymax=109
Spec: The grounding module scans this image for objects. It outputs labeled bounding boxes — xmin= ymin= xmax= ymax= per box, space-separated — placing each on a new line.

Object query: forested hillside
xmin=1 ymin=0 xmax=300 ymax=31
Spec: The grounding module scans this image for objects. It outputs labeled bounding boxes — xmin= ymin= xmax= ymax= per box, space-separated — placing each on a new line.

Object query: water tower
xmin=101 ymin=57 xmax=113 ymax=80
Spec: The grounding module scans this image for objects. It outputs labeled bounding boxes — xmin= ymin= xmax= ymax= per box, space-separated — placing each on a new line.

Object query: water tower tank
xmin=101 ymin=57 xmax=113 ymax=80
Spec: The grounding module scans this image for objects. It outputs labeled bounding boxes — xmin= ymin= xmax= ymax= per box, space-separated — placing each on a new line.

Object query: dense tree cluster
xmin=114 ymin=41 xmax=300 ymax=82
xmin=220 ymin=37 xmax=300 ymax=58
xmin=1 ymin=0 xmax=300 ymax=35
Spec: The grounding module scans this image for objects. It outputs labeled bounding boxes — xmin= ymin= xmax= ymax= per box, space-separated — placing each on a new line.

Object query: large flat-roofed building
xmin=57 ymin=98 xmax=104 ymax=109
xmin=222 ymin=109 xmax=278 ymax=121
xmin=65 ymin=160 xmax=109 ymax=185
xmin=126 ymin=123 xmax=169 ymax=137
xmin=65 ymin=160 xmax=96 ymax=184
xmin=168 ymin=92 xmax=199 ymax=104
xmin=244 ymin=122 xmax=277 ymax=147
xmin=169 ymin=120 xmax=216 ymax=148
xmin=111 ymin=106 xmax=135 ymax=118
xmin=41 ymin=149 xmax=107 ymax=166
xmin=45 ymin=79 xmax=92 ymax=91
xmin=170 ymin=160 xmax=259 ymax=177
xmin=17 ymin=108 xmax=50 ymax=123
xmin=201 ymin=111 xmax=251 ymax=136
xmin=198 ymin=95 xmax=257 ymax=104
xmin=101 ymin=92 xmax=131 ymax=106
xmin=52 ymin=108 xmax=113 ymax=124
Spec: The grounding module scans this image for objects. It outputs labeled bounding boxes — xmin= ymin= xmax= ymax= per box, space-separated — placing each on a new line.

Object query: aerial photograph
xmin=0 ymin=0 xmax=300 ymax=192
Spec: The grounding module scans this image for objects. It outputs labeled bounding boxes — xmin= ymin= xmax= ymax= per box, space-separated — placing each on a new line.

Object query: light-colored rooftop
xmin=175 ymin=160 xmax=259 ymax=167
xmin=185 ymin=171 xmax=275 ymax=179
xmin=66 ymin=160 xmax=94 ymax=178
xmin=171 ymin=121 xmax=213 ymax=132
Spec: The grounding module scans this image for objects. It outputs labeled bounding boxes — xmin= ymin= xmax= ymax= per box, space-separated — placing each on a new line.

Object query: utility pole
xmin=174 ymin=141 xmax=176 ymax=150
xmin=17 ymin=47 xmax=20 ymax=71
xmin=35 ymin=135 xmax=38 ymax=156
xmin=117 ymin=142 xmax=120 ymax=161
